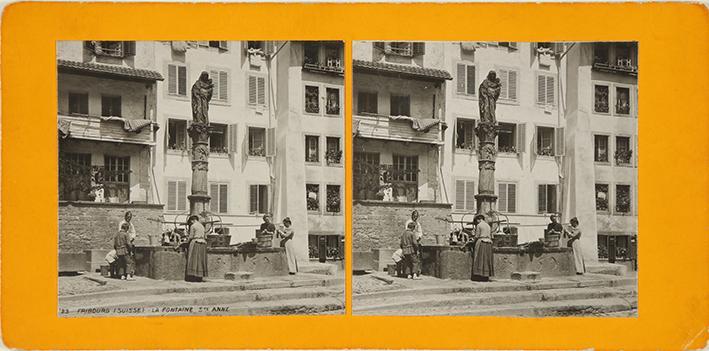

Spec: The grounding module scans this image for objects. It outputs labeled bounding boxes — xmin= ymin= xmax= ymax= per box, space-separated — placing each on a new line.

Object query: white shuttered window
xmin=167 ymin=180 xmax=187 ymax=211
xmin=498 ymin=183 xmax=517 ymax=213
xmin=209 ymin=69 xmax=229 ymax=102
xmin=497 ymin=68 xmax=518 ymax=101
xmin=455 ymin=179 xmax=475 ymax=211
xmin=536 ymin=73 xmax=556 ymax=106
xmin=248 ymin=74 xmax=266 ymax=108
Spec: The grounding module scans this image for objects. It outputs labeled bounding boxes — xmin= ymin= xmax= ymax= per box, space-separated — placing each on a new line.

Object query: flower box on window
xmin=326 ymin=150 xmax=342 ymax=165
xmin=614 ymin=149 xmax=633 ymax=165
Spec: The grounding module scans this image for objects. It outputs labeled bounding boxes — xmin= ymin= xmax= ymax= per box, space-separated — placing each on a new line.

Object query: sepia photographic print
xmin=352 ymin=41 xmax=638 ymax=316
xmin=57 ymin=40 xmax=345 ymax=316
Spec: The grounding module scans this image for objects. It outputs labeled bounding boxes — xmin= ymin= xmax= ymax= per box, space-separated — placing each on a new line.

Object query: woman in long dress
xmin=566 ymin=217 xmax=586 ymax=275
xmin=468 ymin=214 xmax=494 ymax=282
xmin=185 ymin=215 xmax=208 ymax=282
xmin=278 ymin=217 xmax=298 ymax=275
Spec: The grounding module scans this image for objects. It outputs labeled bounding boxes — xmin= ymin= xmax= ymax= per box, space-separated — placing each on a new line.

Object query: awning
xmin=99 ymin=116 xmax=155 ymax=133
xmin=353 ymin=59 xmax=452 ymax=82
xmin=58 ymin=59 xmax=164 ymax=82
xmin=389 ymin=115 xmax=448 ymax=132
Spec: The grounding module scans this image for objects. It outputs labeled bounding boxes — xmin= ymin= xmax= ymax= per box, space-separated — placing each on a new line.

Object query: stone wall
xmin=58 ymin=201 xmax=164 ymax=253
xmin=353 ymin=200 xmax=452 ymax=251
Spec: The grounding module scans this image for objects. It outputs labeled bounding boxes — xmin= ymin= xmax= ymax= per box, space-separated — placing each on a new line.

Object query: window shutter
xmin=248 ymin=75 xmax=257 ymax=105
xmin=554 ymin=127 xmax=565 ymax=156
xmin=508 ymin=184 xmax=516 ymax=213
xmin=250 ymin=185 xmax=258 ymax=213
xmin=498 ymin=70 xmax=509 ymax=100
xmin=168 ymin=65 xmax=177 ymax=95
xmin=177 ymin=181 xmax=187 ymax=211
xmin=634 ymin=136 xmax=638 ymax=167
xmin=186 ymin=121 xmax=193 ymax=150
xmin=123 ymin=41 xmax=136 ymax=56
xmin=538 ymin=185 xmax=546 ymax=213
xmin=373 ymin=42 xmax=385 ymax=52
xmin=178 ymin=66 xmax=187 ymax=96
xmin=413 ymin=42 xmax=426 ymax=56
xmin=263 ymin=41 xmax=274 ymax=56
xmin=257 ymin=76 xmax=266 ymax=106
xmin=546 ymin=75 xmax=556 ymax=105
xmin=219 ymin=184 xmax=228 ymax=213
xmin=455 ymin=180 xmax=465 ymax=210
xmin=209 ymin=69 xmax=219 ymax=98
xmin=164 ymin=120 xmax=170 ymax=153
xmin=537 ymin=74 xmax=546 ymax=104
xmin=516 ymin=123 xmax=526 ymax=153
xmin=550 ymin=185 xmax=558 ymax=213
xmin=498 ymin=183 xmax=508 ymax=212
xmin=167 ymin=181 xmax=176 ymax=211
xmin=508 ymin=70 xmax=517 ymax=101
xmin=456 ymin=64 xmax=466 ymax=94
xmin=219 ymin=71 xmax=228 ymax=101
xmin=533 ymin=126 xmax=539 ymax=155
xmin=466 ymin=65 xmax=476 ymax=95
xmin=265 ymin=127 xmax=276 ymax=157
xmin=465 ymin=180 xmax=475 ymax=211
xmin=209 ymin=183 xmax=219 ymax=212
xmin=228 ymin=124 xmax=238 ymax=154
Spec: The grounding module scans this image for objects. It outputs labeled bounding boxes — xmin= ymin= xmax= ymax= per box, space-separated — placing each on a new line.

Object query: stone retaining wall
xmin=353 ymin=201 xmax=452 ymax=251
xmin=58 ymin=201 xmax=164 ymax=253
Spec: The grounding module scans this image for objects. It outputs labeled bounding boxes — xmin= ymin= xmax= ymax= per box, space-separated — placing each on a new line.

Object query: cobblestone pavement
xmin=58 ymin=274 xmax=123 ymax=296
xmin=352 ymin=274 xmax=407 ymax=294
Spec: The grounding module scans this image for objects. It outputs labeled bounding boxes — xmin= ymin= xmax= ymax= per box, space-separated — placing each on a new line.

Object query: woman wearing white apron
xmin=566 ymin=217 xmax=586 ymax=275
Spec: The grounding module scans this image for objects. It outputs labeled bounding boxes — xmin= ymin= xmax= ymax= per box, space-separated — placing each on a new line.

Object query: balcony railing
xmin=353 ymin=162 xmax=419 ymax=202
xmin=302 ymin=59 xmax=344 ymax=75
xmin=59 ymin=161 xmax=132 ymax=203
xmin=353 ymin=113 xmax=444 ymax=144
xmin=58 ymin=114 xmax=156 ymax=145
xmin=592 ymin=58 xmax=638 ymax=76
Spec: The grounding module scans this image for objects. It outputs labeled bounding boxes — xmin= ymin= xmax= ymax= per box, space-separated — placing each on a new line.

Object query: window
xmin=594 ymin=43 xmax=610 ymax=65
xmin=101 ymin=95 xmax=121 ymax=117
xmin=167 ymin=180 xmax=187 ymax=211
xmin=498 ymin=183 xmax=517 ymax=213
xmin=386 ymin=42 xmax=413 ymax=56
xmin=303 ymin=42 xmax=343 ymax=72
xmin=306 ymin=184 xmax=320 ymax=212
xmin=536 ymin=73 xmax=556 ymax=106
xmin=326 ymin=185 xmax=341 ymax=213
xmin=538 ymin=184 xmax=558 ymax=214
xmin=208 ymin=41 xmax=228 ymax=50
xmin=357 ymin=91 xmax=378 ymax=114
xmin=393 ymin=155 xmax=418 ymax=182
xmin=353 ymin=152 xmax=381 ymax=201
xmin=167 ymin=119 xmax=188 ymax=151
xmin=615 ymin=184 xmax=631 ymax=214
xmin=59 ymin=153 xmax=92 ymax=201
xmin=305 ymin=85 xmax=320 ymax=114
xmin=456 ymin=63 xmax=476 ymax=96
xmin=168 ymin=64 xmax=188 ymax=97
xmin=104 ymin=156 xmax=130 ymax=203
xmin=325 ymin=87 xmax=341 ymax=115
xmin=249 ymin=184 xmax=269 ymax=214
xmin=498 ymin=123 xmax=517 ymax=153
xmin=594 ymin=135 xmax=609 ymax=162
xmin=615 ymin=86 xmax=631 ymax=115
xmin=325 ymin=137 xmax=342 ymax=165
xmin=247 ymin=41 xmax=264 ymax=51
xmin=456 ymin=119 xmax=475 ymax=151
xmin=498 ymin=68 xmax=518 ymax=102
xmin=68 ymin=93 xmax=88 ymax=115
xmin=90 ymin=41 xmax=135 ymax=58
xmin=208 ymin=183 xmax=229 ymax=214
xmin=390 ymin=95 xmax=410 ymax=116
xmin=209 ymin=123 xmax=228 ymax=154
xmin=392 ymin=155 xmax=419 ymax=202
xmin=615 ymin=43 xmax=633 ymax=67
xmin=209 ymin=69 xmax=229 ymax=102
xmin=455 ymin=179 xmax=475 ymax=211
xmin=596 ymin=184 xmax=609 ymax=212
xmin=594 ymin=84 xmax=610 ymax=113
xmin=247 ymin=74 xmax=266 ymax=108
xmin=305 ymin=135 xmax=320 ymax=163
xmin=248 ymin=127 xmax=266 ymax=157
xmin=536 ymin=126 xmax=555 ymax=156
xmin=615 ymin=136 xmax=632 ymax=166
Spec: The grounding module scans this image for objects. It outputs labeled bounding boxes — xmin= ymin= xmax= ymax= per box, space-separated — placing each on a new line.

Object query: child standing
xmin=400 ymin=221 xmax=420 ymax=279
xmin=114 ymin=223 xmax=132 ymax=280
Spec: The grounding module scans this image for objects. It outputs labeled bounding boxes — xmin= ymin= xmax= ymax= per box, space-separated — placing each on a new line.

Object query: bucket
xmin=100 ymin=264 xmax=110 ymax=277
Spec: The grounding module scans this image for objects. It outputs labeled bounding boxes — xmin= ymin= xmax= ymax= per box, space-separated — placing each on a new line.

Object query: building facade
xmin=57 ymin=41 xmax=345 ymax=262
xmin=353 ymin=41 xmax=638 ymax=265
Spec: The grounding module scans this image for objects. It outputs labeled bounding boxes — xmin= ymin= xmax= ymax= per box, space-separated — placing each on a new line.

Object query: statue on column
xmin=478 ymin=70 xmax=501 ymax=123
xmin=191 ymin=71 xmax=213 ymax=124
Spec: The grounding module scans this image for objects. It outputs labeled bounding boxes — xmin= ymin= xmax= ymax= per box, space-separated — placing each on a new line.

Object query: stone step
xmin=354 ymin=274 xmax=637 ymax=301
xmin=299 ymin=262 xmax=338 ymax=275
xmin=358 ymin=296 xmax=637 ymax=316
xmin=354 ymin=286 xmax=636 ymax=312
xmin=59 ymin=274 xmax=344 ymax=303
xmin=586 ymin=263 xmax=628 ymax=276
xmin=59 ymin=285 xmax=343 ymax=314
